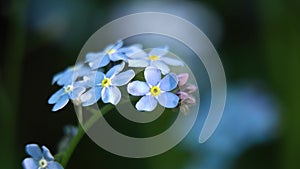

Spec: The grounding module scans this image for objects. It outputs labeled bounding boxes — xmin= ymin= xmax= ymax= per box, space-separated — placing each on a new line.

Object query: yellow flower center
xmin=149 ymin=55 xmax=159 ymax=61
xmin=64 ymin=85 xmax=73 ymax=94
xmin=107 ymin=49 xmax=116 ymax=55
xmin=39 ymin=158 xmax=48 ymax=168
xmin=101 ymin=78 xmax=111 ymax=87
xmin=150 ymin=86 xmax=161 ymax=96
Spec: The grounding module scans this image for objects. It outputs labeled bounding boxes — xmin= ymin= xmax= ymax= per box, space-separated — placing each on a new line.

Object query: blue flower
xmin=85 ymin=40 xmax=143 ymax=69
xmin=52 ymin=63 xmax=90 ymax=86
xmin=22 ymin=144 xmax=63 ymax=169
xmin=80 ymin=62 xmax=135 ymax=106
xmin=127 ymin=67 xmax=179 ymax=111
xmin=48 ymin=82 xmax=85 ymax=111
xmin=128 ymin=46 xmax=184 ymax=74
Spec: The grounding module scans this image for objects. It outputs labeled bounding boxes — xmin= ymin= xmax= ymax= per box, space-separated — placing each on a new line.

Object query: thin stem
xmin=60 ymin=104 xmax=114 ymax=168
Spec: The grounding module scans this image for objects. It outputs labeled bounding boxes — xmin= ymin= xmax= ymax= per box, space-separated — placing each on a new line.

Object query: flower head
xmin=52 ymin=63 xmax=90 ymax=86
xmin=127 ymin=67 xmax=179 ymax=111
xmin=85 ymin=40 xmax=143 ymax=69
xmin=48 ymin=82 xmax=85 ymax=111
xmin=80 ymin=62 xmax=135 ymax=106
xmin=128 ymin=46 xmax=184 ymax=74
xmin=22 ymin=144 xmax=63 ymax=169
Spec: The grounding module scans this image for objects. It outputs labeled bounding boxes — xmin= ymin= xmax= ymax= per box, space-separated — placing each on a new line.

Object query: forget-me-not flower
xmin=22 ymin=144 xmax=63 ymax=169
xmin=127 ymin=67 xmax=179 ymax=111
xmin=85 ymin=40 xmax=144 ymax=69
xmin=52 ymin=63 xmax=90 ymax=86
xmin=128 ymin=46 xmax=184 ymax=74
xmin=48 ymin=82 xmax=85 ymax=111
xmin=80 ymin=62 xmax=135 ymax=106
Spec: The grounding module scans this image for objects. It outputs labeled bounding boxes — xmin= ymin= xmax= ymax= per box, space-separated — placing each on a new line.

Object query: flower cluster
xmin=48 ymin=40 xmax=188 ymax=112
xmin=23 ymin=40 xmax=198 ymax=169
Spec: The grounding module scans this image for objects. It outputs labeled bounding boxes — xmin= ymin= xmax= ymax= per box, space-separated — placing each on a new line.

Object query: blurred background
xmin=0 ymin=0 xmax=299 ymax=169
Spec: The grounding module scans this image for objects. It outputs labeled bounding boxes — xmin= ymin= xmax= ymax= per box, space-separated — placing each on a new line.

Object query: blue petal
xmin=48 ymin=89 xmax=65 ymax=104
xmin=157 ymin=92 xmax=179 ymax=108
xmin=161 ymin=57 xmax=184 ymax=66
xmin=41 ymin=146 xmax=54 ymax=161
xmin=106 ymin=62 xmax=125 ymax=78
xmin=81 ymin=87 xmax=102 ymax=106
xmin=52 ymin=71 xmax=64 ymax=85
xmin=149 ymin=46 xmax=168 ymax=56
xmin=52 ymin=94 xmax=69 ymax=111
xmin=159 ymin=73 xmax=178 ymax=91
xmin=47 ymin=161 xmax=64 ymax=169
xmin=109 ymin=53 xmax=127 ymax=62
xmin=88 ymin=54 xmax=110 ymax=69
xmin=136 ymin=95 xmax=158 ymax=111
xmin=127 ymin=81 xmax=150 ymax=96
xmin=22 ymin=158 xmax=39 ymax=169
xmin=25 ymin=144 xmax=43 ymax=160
xmin=112 ymin=40 xmax=123 ymax=50
xmin=111 ymin=70 xmax=135 ymax=86
xmin=144 ymin=67 xmax=161 ymax=86
xmin=151 ymin=60 xmax=170 ymax=75
xmin=69 ymin=87 xmax=86 ymax=100
xmin=124 ymin=45 xmax=147 ymax=59
xmin=128 ymin=59 xmax=149 ymax=67
xmin=57 ymin=71 xmax=72 ymax=86
xmin=101 ymin=86 xmax=121 ymax=105
xmin=85 ymin=52 xmax=103 ymax=62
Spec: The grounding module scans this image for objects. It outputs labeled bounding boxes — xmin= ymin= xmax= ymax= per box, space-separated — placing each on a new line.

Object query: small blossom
xmin=127 ymin=67 xmax=179 ymax=111
xmin=177 ymin=73 xmax=189 ymax=86
xmin=128 ymin=46 xmax=184 ymax=74
xmin=52 ymin=63 xmax=90 ymax=86
xmin=48 ymin=82 xmax=85 ymax=111
xmin=80 ymin=62 xmax=135 ymax=106
xmin=22 ymin=144 xmax=63 ymax=169
xmin=85 ymin=40 xmax=143 ymax=69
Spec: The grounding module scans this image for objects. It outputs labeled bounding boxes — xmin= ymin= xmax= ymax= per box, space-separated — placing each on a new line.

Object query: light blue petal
xmin=48 ymin=89 xmax=65 ymax=104
xmin=125 ymin=45 xmax=147 ymax=59
xmin=104 ymin=44 xmax=114 ymax=52
xmin=149 ymin=46 xmax=168 ymax=56
xmin=106 ymin=62 xmax=125 ymax=78
xmin=76 ymin=65 xmax=91 ymax=77
xmin=52 ymin=94 xmax=69 ymax=111
xmin=144 ymin=67 xmax=161 ymax=86
xmin=88 ymin=55 xmax=110 ymax=69
xmin=47 ymin=161 xmax=64 ymax=169
xmin=157 ymin=92 xmax=179 ymax=108
xmin=101 ymin=86 xmax=121 ymax=105
xmin=25 ymin=144 xmax=43 ymax=160
xmin=109 ymin=53 xmax=127 ymax=62
xmin=111 ymin=70 xmax=135 ymax=86
xmin=41 ymin=146 xmax=54 ymax=161
xmin=128 ymin=59 xmax=149 ymax=67
xmin=22 ymin=158 xmax=39 ymax=169
xmin=85 ymin=52 xmax=103 ymax=62
xmin=52 ymin=71 xmax=64 ymax=85
xmin=136 ymin=95 xmax=158 ymax=111
xmin=57 ymin=71 xmax=72 ymax=86
xmin=151 ymin=60 xmax=170 ymax=75
xmin=112 ymin=40 xmax=123 ymax=50
xmin=81 ymin=87 xmax=102 ymax=106
xmin=161 ymin=57 xmax=184 ymax=66
xmin=159 ymin=73 xmax=178 ymax=91
xmin=69 ymin=87 xmax=86 ymax=100
xmin=127 ymin=81 xmax=150 ymax=96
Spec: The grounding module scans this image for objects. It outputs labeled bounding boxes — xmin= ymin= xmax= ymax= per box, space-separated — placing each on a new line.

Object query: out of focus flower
xmin=22 ymin=144 xmax=63 ymax=169
xmin=80 ymin=62 xmax=135 ymax=106
xmin=128 ymin=47 xmax=183 ymax=74
xmin=58 ymin=125 xmax=78 ymax=153
xmin=127 ymin=67 xmax=179 ymax=111
xmin=184 ymin=83 xmax=279 ymax=169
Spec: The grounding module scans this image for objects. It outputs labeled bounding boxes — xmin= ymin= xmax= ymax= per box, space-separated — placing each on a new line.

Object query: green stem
xmin=60 ymin=104 xmax=114 ymax=168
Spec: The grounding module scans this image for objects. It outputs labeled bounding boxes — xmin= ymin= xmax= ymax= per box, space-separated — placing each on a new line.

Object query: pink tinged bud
xmin=177 ymin=73 xmax=189 ymax=86
xmin=177 ymin=91 xmax=189 ymax=100
xmin=184 ymin=84 xmax=197 ymax=94
xmin=182 ymin=96 xmax=196 ymax=104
